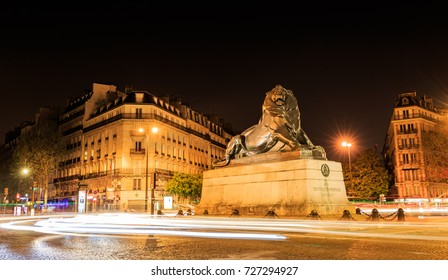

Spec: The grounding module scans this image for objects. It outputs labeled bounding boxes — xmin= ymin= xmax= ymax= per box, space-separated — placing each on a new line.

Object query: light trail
xmin=2 ymin=213 xmax=448 ymax=241
xmin=1 ymin=215 xmax=287 ymax=241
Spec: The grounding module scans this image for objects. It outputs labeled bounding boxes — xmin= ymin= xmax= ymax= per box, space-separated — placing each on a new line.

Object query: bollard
xmin=265 ymin=210 xmax=279 ymax=218
xmin=370 ymin=208 xmax=381 ymax=221
xmin=306 ymin=209 xmax=321 ymax=220
xmin=355 ymin=207 xmax=361 ymax=215
xmin=340 ymin=209 xmax=354 ymax=220
xmin=397 ymin=208 xmax=405 ymax=221
xmin=231 ymin=209 xmax=240 ymax=217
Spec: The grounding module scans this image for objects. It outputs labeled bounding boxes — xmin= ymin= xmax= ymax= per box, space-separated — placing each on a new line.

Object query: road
xmin=1 ymin=213 xmax=448 ymax=260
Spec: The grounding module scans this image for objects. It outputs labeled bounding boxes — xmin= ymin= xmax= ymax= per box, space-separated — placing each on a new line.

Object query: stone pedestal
xmin=196 ymin=151 xmax=351 ymax=216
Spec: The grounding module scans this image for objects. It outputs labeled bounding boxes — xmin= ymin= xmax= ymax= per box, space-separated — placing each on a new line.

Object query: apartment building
xmin=52 ymin=83 xmax=233 ymax=211
xmin=383 ymin=91 xmax=447 ymax=199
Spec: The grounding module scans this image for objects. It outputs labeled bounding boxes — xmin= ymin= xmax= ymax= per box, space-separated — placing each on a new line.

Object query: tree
xmin=11 ymin=121 xmax=60 ymax=209
xmin=422 ymin=127 xmax=448 ymax=183
xmin=164 ymin=172 xmax=202 ymax=204
xmin=343 ymin=148 xmax=391 ymax=199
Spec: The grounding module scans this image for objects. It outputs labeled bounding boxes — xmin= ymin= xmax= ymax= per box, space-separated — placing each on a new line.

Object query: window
xmin=133 ymin=179 xmax=141 ymax=191
xmin=135 ymin=141 xmax=142 ymax=151
xmin=402 ymin=154 xmax=409 ymax=164
xmin=409 ymin=138 xmax=416 ymax=148
xmin=401 ymin=138 xmax=407 ymax=149
xmin=412 ymin=170 xmax=419 ymax=181
xmin=403 ymin=109 xmax=410 ymax=118
xmin=136 ymin=108 xmax=143 ymax=119
xmin=410 ymin=153 xmax=417 ymax=164
xmin=404 ymin=170 xmax=411 ymax=181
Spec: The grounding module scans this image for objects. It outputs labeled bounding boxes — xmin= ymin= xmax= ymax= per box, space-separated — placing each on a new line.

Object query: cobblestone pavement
xmin=1 ymin=214 xmax=448 ymax=260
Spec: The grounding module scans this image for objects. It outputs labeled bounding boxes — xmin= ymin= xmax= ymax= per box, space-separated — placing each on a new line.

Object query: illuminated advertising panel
xmin=164 ymin=196 xmax=173 ymax=209
xmin=78 ymin=190 xmax=87 ymax=213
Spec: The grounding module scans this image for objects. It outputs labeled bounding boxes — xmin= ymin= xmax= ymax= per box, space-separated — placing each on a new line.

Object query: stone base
xmin=196 ymin=151 xmax=351 ymax=216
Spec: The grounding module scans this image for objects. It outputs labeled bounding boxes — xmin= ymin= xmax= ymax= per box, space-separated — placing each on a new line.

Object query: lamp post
xmin=21 ymin=167 xmax=30 ymax=201
xmin=342 ymin=141 xmax=353 ymax=190
xmin=139 ymin=127 xmax=158 ymax=215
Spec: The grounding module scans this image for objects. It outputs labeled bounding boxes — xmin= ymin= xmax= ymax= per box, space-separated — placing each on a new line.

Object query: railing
xmin=82 ymin=113 xmax=227 ymax=149
xmin=52 ymin=168 xmax=174 ymax=184
xmin=130 ymin=148 xmax=146 ymax=155
xmin=394 ymin=113 xmax=442 ymax=122
xmin=62 ymin=125 xmax=83 ymax=136
xmin=397 ymin=129 xmax=418 ymax=135
xmin=398 ymin=144 xmax=420 ymax=150
xmin=59 ymin=110 xmax=84 ymax=125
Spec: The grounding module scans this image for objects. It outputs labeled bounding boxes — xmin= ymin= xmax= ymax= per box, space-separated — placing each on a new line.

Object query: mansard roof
xmin=64 ymin=90 xmax=93 ymax=113
xmin=89 ymin=91 xmax=181 ymax=118
xmin=394 ymin=91 xmax=439 ymax=113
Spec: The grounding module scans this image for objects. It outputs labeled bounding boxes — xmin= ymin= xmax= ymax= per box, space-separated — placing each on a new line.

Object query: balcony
xmin=398 ymin=144 xmax=420 ymax=150
xmin=394 ymin=113 xmax=442 ymax=123
xmin=130 ymin=148 xmax=146 ymax=158
xmin=397 ymin=129 xmax=418 ymax=135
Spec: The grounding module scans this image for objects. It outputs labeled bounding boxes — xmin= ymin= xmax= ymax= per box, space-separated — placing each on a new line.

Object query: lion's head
xmin=263 ymin=85 xmax=299 ymax=120
xmin=266 ymin=85 xmax=293 ymax=107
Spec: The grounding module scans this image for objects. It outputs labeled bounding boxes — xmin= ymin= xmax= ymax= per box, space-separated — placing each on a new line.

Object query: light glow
xmin=2 ymin=213 xmax=448 ymax=242
xmin=341 ymin=141 xmax=352 ymax=148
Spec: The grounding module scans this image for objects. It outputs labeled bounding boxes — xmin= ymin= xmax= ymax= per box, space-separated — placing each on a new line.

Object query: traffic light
xmin=33 ymin=182 xmax=38 ymax=191
xmin=16 ymin=193 xmax=20 ymax=200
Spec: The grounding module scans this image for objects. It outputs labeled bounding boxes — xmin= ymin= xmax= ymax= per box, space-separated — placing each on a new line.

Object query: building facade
xmin=51 ymin=83 xmax=233 ymax=211
xmin=383 ymin=91 xmax=447 ymax=199
xmin=0 ymin=106 xmax=61 ymax=204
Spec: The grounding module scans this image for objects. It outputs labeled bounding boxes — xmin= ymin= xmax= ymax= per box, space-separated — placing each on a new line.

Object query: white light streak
xmin=2 ymin=213 xmax=448 ymax=242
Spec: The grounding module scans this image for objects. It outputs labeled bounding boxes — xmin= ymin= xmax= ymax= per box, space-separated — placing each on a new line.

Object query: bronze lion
xmin=214 ymin=85 xmax=325 ymax=167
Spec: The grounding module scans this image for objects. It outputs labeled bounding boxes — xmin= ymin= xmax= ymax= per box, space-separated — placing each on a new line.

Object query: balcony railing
xmin=53 ymin=167 xmax=175 ymax=185
xmin=82 ymin=113 xmax=227 ymax=149
xmin=130 ymin=148 xmax=146 ymax=155
xmin=394 ymin=113 xmax=442 ymax=122
xmin=398 ymin=144 xmax=420 ymax=150
xmin=397 ymin=129 xmax=418 ymax=135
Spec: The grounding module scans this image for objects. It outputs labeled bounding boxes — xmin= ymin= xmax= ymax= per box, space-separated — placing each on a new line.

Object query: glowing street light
xmin=139 ymin=127 xmax=159 ymax=214
xmin=21 ymin=168 xmax=30 ymax=176
xmin=21 ymin=167 xmax=32 ymax=203
xmin=342 ymin=141 xmax=353 ymax=191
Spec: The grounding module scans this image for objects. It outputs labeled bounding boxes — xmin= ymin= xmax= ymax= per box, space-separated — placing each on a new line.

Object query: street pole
xmin=348 ymin=144 xmax=352 ymax=185
xmin=152 ymin=171 xmax=156 ymax=215
xmin=144 ymin=132 xmax=149 ymax=213
xmin=140 ymin=127 xmax=158 ymax=215
xmin=342 ymin=141 xmax=353 ymax=193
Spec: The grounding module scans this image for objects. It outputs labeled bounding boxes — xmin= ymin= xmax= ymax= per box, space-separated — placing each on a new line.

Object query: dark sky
xmin=2 ymin=3 xmax=448 ymax=161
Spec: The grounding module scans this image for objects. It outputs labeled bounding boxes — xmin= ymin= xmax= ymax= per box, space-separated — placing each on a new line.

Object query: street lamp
xmin=21 ymin=167 xmax=30 ymax=203
xmin=139 ymin=127 xmax=159 ymax=215
xmin=342 ymin=141 xmax=353 ymax=190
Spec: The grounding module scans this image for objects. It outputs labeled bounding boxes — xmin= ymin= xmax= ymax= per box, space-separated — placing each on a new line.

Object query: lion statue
xmin=213 ymin=85 xmax=325 ymax=167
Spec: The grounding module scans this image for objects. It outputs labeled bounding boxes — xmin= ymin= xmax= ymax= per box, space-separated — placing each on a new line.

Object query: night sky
xmin=2 ymin=3 xmax=448 ymax=161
